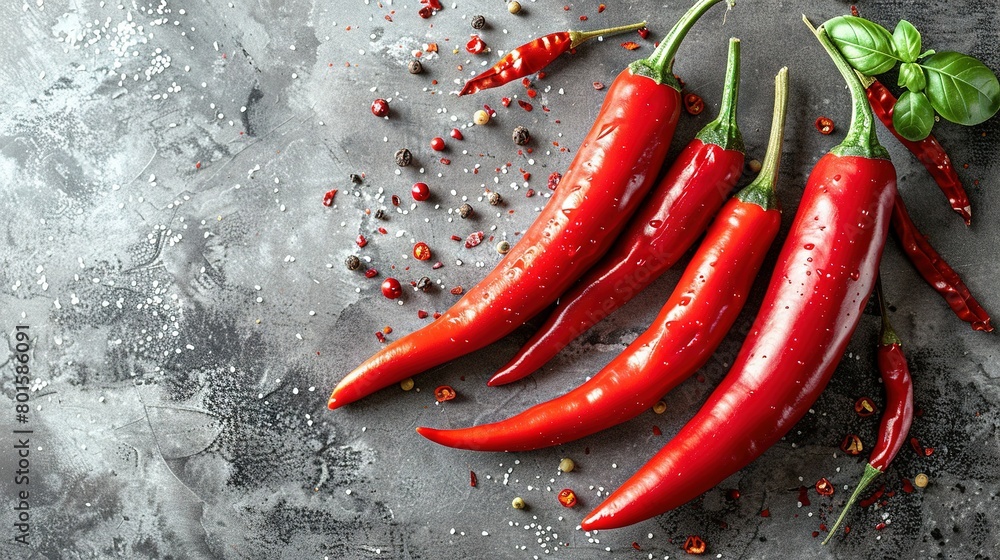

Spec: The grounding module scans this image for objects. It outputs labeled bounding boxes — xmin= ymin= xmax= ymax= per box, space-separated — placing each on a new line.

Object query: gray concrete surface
xmin=1 ymin=0 xmax=997 ymax=558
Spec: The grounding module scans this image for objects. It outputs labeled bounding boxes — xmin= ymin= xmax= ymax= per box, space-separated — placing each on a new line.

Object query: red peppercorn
xmin=364 ymin=268 xmax=378 ymax=278
xmin=557 ymin=489 xmax=577 ymax=508
xmin=411 ymin=182 xmax=430 ymax=201
xmin=381 ymin=277 xmax=402 ymax=299
xmin=391 ymin=194 xmax=401 ymax=207
xmin=430 ymin=137 xmax=446 ymax=151
xmin=413 ymin=241 xmax=432 ymax=261
xmin=371 ymin=98 xmax=390 ymax=117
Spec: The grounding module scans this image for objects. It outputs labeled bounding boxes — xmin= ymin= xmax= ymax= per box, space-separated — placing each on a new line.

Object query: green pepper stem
xmin=696 ymin=37 xmax=745 ymax=152
xmin=631 ymin=0 xmax=735 ymax=89
xmin=735 ymin=66 xmax=789 ymax=211
xmin=803 ymin=15 xmax=889 ymax=159
xmin=875 ymin=275 xmax=903 ymax=346
xmin=569 ymin=21 xmax=648 ymax=49
xmin=822 ymin=463 xmax=883 ymax=545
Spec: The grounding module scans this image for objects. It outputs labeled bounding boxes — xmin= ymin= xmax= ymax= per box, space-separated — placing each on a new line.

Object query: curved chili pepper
xmin=417 ymin=66 xmax=788 ymax=453
xmin=488 ymin=37 xmax=747 ymax=387
xmin=823 ymin=277 xmax=914 ymax=545
xmin=862 ymin=75 xmax=972 ymax=225
xmin=458 ymin=21 xmax=648 ymax=96
xmin=891 ymin=194 xmax=993 ymax=331
xmin=580 ymin=18 xmax=898 ymax=531
xmin=328 ymin=0 xmax=734 ymax=410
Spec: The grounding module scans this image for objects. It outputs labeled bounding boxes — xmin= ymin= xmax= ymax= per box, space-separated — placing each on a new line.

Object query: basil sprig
xmin=824 ymin=15 xmax=1000 ymax=141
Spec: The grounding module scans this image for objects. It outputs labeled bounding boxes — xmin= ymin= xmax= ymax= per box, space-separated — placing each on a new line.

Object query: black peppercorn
xmin=345 ymin=255 xmax=361 ymax=270
xmin=408 ymin=59 xmax=423 ymax=74
xmin=471 ymin=15 xmax=486 ymax=29
xmin=458 ymin=203 xmax=473 ymax=219
xmin=350 ymin=173 xmax=362 ymax=184
xmin=394 ymin=148 xmax=412 ymax=167
xmin=488 ymin=191 xmax=502 ymax=206
xmin=512 ymin=126 xmax=531 ymax=146
xmin=374 ymin=208 xmax=386 ymax=220
xmin=416 ymin=276 xmax=432 ymax=292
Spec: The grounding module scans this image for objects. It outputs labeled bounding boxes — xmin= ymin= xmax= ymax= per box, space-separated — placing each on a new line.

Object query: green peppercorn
xmin=458 ymin=203 xmax=473 ymax=219
xmin=496 ymin=240 xmax=510 ymax=254
xmin=488 ymin=191 xmax=502 ymax=206
xmin=512 ymin=126 xmax=531 ymax=146
xmin=507 ymin=1 xmax=521 ymax=14
xmin=345 ymin=255 xmax=361 ymax=270
xmin=471 ymin=15 xmax=486 ymax=30
xmin=408 ymin=59 xmax=423 ymax=74
xmin=511 ymin=496 xmax=526 ymax=509
xmin=558 ymin=458 xmax=575 ymax=473
xmin=395 ymin=148 xmax=412 ymax=167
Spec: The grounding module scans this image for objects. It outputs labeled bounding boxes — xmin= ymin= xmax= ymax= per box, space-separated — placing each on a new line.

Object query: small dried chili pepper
xmin=581 ymin=19 xmax=897 ymax=531
xmin=815 ymin=115 xmax=834 ymax=134
xmin=854 ymin=396 xmax=877 ymax=417
xmin=683 ymin=536 xmax=706 ymax=555
xmin=459 ymin=21 xmax=648 ymax=96
xmin=890 ymin=195 xmax=992 ymax=331
xmin=683 ymin=92 xmax=705 ymax=115
xmin=823 ymin=278 xmax=914 ymax=545
xmin=434 ymin=385 xmax=456 ymax=402
xmin=557 ymin=489 xmax=578 ymax=508
xmin=840 ymin=434 xmax=864 ymax=456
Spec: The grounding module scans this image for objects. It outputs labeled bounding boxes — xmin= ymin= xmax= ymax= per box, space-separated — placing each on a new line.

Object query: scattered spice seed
xmin=434 ymin=385 xmax=456 ymax=402
xmin=760 ymin=509 xmax=771 ymax=517
xmin=450 ymin=286 xmax=464 ymax=295
xmin=371 ymin=98 xmax=390 ymax=117
xmin=748 ymin=159 xmax=762 ymax=173
xmin=488 ymin=191 xmax=502 ymax=205
xmin=683 ymin=536 xmax=707 ymax=555
xmin=323 ymin=189 xmax=338 ymax=206
xmin=512 ymin=126 xmax=531 ymax=146
xmin=350 ymin=173 xmax=363 ymax=184
xmin=416 ymin=276 xmax=432 ymax=291
xmin=474 ymin=109 xmax=490 ymax=125
xmin=450 ymin=128 xmax=464 ymax=140
xmin=547 ymin=172 xmax=562 ymax=190
xmin=395 ymin=148 xmax=412 ymax=167
xmin=408 ymin=59 xmax=423 ymax=74
xmin=726 ymin=489 xmax=741 ymax=500
xmin=458 ymin=203 xmax=474 ymax=218
xmin=374 ymin=208 xmax=386 ymax=220
xmin=652 ymin=401 xmax=667 ymax=414
xmin=364 ymin=268 xmax=378 ymax=278
xmin=345 ymin=255 xmax=361 ymax=270
xmin=557 ymin=489 xmax=577 ymax=508
xmin=413 ymin=242 xmax=432 ymax=260
xmin=558 ymin=458 xmax=575 ymax=473
xmin=496 ymin=240 xmax=511 ymax=254
xmin=411 ymin=182 xmax=430 ymax=201
xmin=465 ymin=231 xmax=485 ymax=248
xmin=375 ymin=331 xmax=386 ymax=342
xmin=381 ymin=278 xmax=403 ymax=299
xmin=511 ymin=496 xmax=526 ymax=509
xmin=632 ymin=542 xmax=642 ymax=551
xmin=815 ymin=116 xmax=835 ymax=134
xmin=621 ymin=41 xmax=641 ymax=51
xmin=400 ymin=378 xmax=415 ymax=391
xmin=914 ymin=473 xmax=929 ymax=488
xmin=430 ymin=137 xmax=446 ymax=151
xmin=470 ymin=471 xmax=478 ymax=487
xmin=593 ymin=81 xmax=605 ymax=90
xmin=507 ymin=1 xmax=521 ymax=14
xmin=466 ymin=35 xmax=486 ymax=54
xmin=854 ymin=396 xmax=877 ymax=417
xmin=683 ymin=92 xmax=705 ymax=115
xmin=840 ymin=434 xmax=864 ymax=456
xmin=471 ymin=14 xmax=486 ymax=29
xmin=417 ymin=309 xmax=429 ymax=319
xmin=815 ymin=477 xmax=835 ymax=496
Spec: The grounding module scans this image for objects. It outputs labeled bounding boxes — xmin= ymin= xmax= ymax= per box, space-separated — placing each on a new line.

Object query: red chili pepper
xmin=489 ymin=37 xmax=749 ymax=387
xmin=823 ymin=278 xmax=914 ymax=545
xmin=418 ymin=65 xmax=788 ymax=452
xmin=434 ymin=385 xmax=456 ymax=402
xmin=458 ymin=21 xmax=649 ymax=96
xmin=557 ymin=488 xmax=578 ymax=508
xmin=328 ymin=0 xmax=728 ymax=411
xmin=860 ymin=67 xmax=972 ymax=224
xmin=890 ymin=195 xmax=993 ymax=331
xmin=580 ymin=18 xmax=898 ymax=531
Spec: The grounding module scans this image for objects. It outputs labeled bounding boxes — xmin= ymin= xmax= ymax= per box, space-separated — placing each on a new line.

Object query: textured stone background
xmin=1 ymin=0 xmax=997 ymax=558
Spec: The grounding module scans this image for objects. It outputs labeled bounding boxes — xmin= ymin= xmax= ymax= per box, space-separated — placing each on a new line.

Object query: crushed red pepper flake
xmin=632 ymin=542 xmax=641 ymax=551
xmin=413 ymin=241 xmax=432 ymax=260
xmin=815 ymin=116 xmax=835 ymax=134
xmin=638 ymin=27 xmax=650 ymax=39
xmin=465 ymin=231 xmax=485 ymax=248
xmin=364 ymin=268 xmax=378 ymax=278
xmin=470 ymin=470 xmax=478 ymax=487
xmin=859 ymin=484 xmax=886 ymax=508
xmin=375 ymin=331 xmax=386 ymax=342
xmin=760 ymin=508 xmax=771 ymax=517
xmin=593 ymin=81 xmax=605 ymax=90
xmin=815 ymin=477 xmax=834 ymax=496
xmin=797 ymin=486 xmax=811 ymax=507
xmin=501 ymin=96 xmax=512 ymax=107
xmin=901 ymin=477 xmax=915 ymax=493
xmin=356 ymin=234 xmax=368 ymax=248
xmin=855 ymin=396 xmax=877 ymax=417
xmin=434 ymin=385 xmax=456 ymax=401
xmin=683 ymin=535 xmax=706 ymax=555
xmin=651 ymin=425 xmax=661 ymax=435
xmin=621 ymin=41 xmax=640 ymax=51
xmin=518 ymin=99 xmax=533 ymax=112
xmin=322 ymin=189 xmax=338 ymax=206
xmin=557 ymin=488 xmax=577 ymax=507
xmin=598 ymin=3 xmax=606 ymax=12
xmin=684 ymin=92 xmax=705 ymax=115
xmin=841 ymin=434 xmax=864 ymax=455
xmin=547 ymin=172 xmax=562 ymax=190
xmin=417 ymin=309 xmax=429 ymax=319
xmin=450 ymin=286 xmax=464 ymax=295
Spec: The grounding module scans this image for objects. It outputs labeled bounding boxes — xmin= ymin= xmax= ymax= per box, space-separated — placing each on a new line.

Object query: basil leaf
xmin=824 ymin=15 xmax=899 ymax=75
xmin=922 ymin=51 xmax=1000 ymax=125
xmin=898 ymin=62 xmax=926 ymax=92
xmin=892 ymin=20 xmax=921 ymax=63
xmin=893 ymin=90 xmax=935 ymax=141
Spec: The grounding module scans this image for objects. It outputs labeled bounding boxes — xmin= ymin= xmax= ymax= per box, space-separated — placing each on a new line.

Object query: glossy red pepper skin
xmin=891 ymin=195 xmax=993 ymax=331
xmin=870 ymin=340 xmax=914 ymax=471
xmin=460 ymin=33 xmax=572 ymax=96
xmin=329 ymin=72 xmax=680 ymax=409
xmin=418 ymin=197 xmax=780 ymax=451
xmin=489 ymin=141 xmax=743 ymax=386
xmin=582 ymin=152 xmax=898 ymax=530
xmin=865 ymin=78 xmax=972 ymax=225
xmin=328 ymin=0 xmax=728 ymax=410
